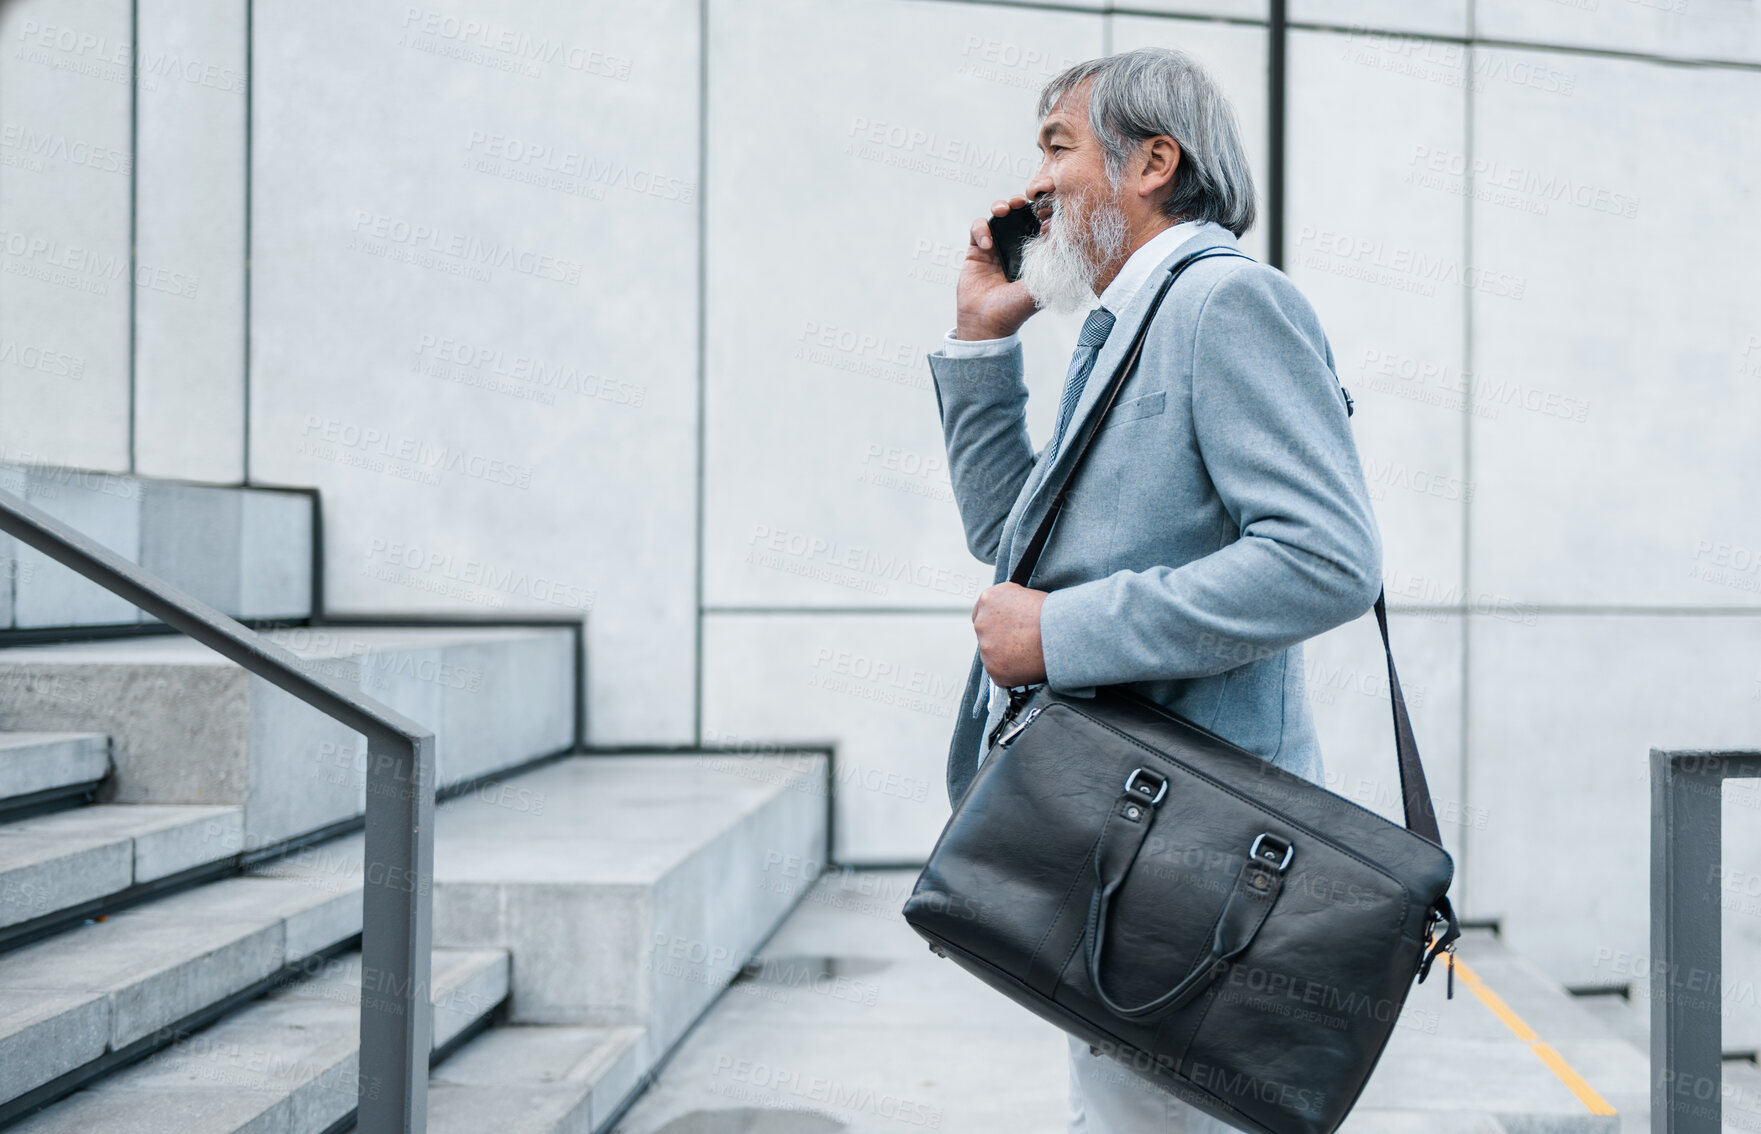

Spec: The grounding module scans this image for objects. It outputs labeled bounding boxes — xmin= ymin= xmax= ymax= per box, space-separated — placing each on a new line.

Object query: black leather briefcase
xmin=902 ymin=256 xmax=1462 ymax=1134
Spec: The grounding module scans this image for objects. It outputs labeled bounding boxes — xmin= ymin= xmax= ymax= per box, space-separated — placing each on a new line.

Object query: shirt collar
xmin=1095 ymin=219 xmax=1203 ymax=317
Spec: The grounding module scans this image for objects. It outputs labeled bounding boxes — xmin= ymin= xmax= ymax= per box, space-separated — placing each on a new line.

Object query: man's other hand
xmin=954 ymin=196 xmax=1041 ymax=342
xmin=973 ymin=581 xmax=1049 ymax=686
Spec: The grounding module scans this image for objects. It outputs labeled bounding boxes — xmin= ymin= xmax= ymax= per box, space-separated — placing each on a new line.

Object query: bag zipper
xmin=994 ymin=705 xmax=1043 ymax=748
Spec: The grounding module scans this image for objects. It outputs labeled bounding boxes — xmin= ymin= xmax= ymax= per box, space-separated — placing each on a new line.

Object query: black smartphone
xmin=986 ymin=203 xmax=1041 ymax=282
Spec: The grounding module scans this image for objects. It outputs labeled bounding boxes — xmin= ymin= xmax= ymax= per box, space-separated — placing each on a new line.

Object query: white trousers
xmin=1065 ymin=1035 xmax=1244 ymax=1134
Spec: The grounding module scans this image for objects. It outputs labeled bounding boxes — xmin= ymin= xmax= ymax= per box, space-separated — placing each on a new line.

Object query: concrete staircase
xmin=0 ymin=468 xmax=832 ymax=1132
xmin=0 ymin=635 xmax=827 ymax=1133
xmin=0 ymin=753 xmax=826 ymax=1132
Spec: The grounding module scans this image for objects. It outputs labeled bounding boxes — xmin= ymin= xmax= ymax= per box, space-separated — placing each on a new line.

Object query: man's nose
xmin=1025 ymin=164 xmax=1054 ymax=205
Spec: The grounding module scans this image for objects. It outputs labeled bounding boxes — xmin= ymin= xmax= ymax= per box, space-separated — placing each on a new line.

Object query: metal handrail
xmin=1651 ymin=747 xmax=1761 ymax=1134
xmin=0 ymin=485 xmax=434 ymax=1132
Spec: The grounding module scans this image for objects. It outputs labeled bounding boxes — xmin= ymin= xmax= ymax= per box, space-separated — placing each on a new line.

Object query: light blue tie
xmin=1046 ymin=305 xmax=1115 ymax=464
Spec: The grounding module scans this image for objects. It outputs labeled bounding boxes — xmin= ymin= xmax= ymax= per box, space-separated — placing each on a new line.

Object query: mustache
xmin=1028 ymin=195 xmax=1067 ymax=226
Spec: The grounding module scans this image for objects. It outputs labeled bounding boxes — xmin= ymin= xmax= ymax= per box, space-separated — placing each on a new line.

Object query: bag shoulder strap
xmin=1008 ymin=250 xmax=1446 ymax=846
xmin=1007 ymin=249 xmax=1246 ymax=592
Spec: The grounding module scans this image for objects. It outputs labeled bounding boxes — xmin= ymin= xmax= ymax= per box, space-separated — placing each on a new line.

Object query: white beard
xmin=1017 ymin=185 xmax=1131 ymax=314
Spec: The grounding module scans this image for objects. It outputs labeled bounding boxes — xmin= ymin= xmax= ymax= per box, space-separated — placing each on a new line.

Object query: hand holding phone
xmin=955 ymin=197 xmax=1043 ymax=342
xmin=986 ymin=203 xmax=1042 ymax=283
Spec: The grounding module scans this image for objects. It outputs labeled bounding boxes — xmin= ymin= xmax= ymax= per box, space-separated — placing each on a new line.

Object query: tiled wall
xmin=3 ymin=0 xmax=1758 ymax=1043
xmin=0 ymin=0 xmax=135 ymax=472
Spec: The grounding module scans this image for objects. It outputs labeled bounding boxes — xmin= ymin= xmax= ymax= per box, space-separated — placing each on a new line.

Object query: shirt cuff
xmin=938 ymin=327 xmax=1020 ymax=359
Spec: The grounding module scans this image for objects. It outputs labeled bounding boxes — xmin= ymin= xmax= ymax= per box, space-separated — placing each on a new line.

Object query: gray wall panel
xmin=1469 ymin=51 xmax=1761 ymax=609
xmin=702 ymin=611 xmax=974 ymax=863
xmin=703 ymin=0 xmax=1104 ymax=611
xmin=1293 ymin=0 xmax=1468 ymax=38
xmin=1477 ymin=0 xmax=1761 ymax=64
xmin=1287 ymin=28 xmax=1470 ymax=607
xmin=132 ymin=0 xmax=247 ymax=482
xmin=247 ymin=0 xmax=699 ymax=744
xmin=0 ymin=0 xmax=134 ymax=473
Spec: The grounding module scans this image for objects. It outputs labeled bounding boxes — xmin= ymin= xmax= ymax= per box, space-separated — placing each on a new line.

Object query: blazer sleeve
xmin=926 ymin=341 xmax=1040 ymax=565
xmin=1037 ymin=264 xmax=1383 ymax=688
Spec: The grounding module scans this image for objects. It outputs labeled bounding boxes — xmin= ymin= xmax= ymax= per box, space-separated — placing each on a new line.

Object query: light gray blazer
xmin=928 ymin=222 xmax=1382 ymax=809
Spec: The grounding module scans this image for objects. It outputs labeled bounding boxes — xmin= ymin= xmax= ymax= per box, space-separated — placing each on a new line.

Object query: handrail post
xmin=359 ymin=732 xmax=435 ymax=1132
xmin=1651 ymin=748 xmax=1761 ymax=1134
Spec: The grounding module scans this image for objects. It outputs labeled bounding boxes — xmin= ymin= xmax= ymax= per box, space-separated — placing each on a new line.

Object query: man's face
xmin=1017 ymin=81 xmax=1131 ymax=312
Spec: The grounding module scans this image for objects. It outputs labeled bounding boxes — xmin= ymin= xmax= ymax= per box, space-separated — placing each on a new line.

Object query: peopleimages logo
xmin=745 ymin=524 xmax=982 ymax=600
xmin=845 ymin=114 xmax=1038 ymax=183
xmin=362 ymin=538 xmax=593 ymax=612
xmin=0 ymin=124 xmax=132 ymax=175
xmin=1407 ymin=145 xmax=1640 ymax=220
xmin=411 ymin=333 xmax=647 ymax=409
xmin=300 ymin=416 xmax=535 ymax=489
xmin=0 ymin=337 xmax=85 ymax=380
xmin=0 ymin=227 xmax=199 ymax=300
xmin=462 ymin=131 xmax=694 ymax=203
xmin=1185 ymin=1058 xmax=1321 ymax=1114
xmin=348 ymin=211 xmax=582 ymax=286
xmin=398 ymin=7 xmax=632 ymax=80
xmin=1357 ymin=348 xmax=1590 ymax=424
xmin=1296 ymin=226 xmax=1526 ymax=299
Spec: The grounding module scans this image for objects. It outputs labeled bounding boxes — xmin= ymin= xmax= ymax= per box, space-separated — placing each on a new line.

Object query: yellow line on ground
xmin=1452 ymin=955 xmax=1618 ymax=1116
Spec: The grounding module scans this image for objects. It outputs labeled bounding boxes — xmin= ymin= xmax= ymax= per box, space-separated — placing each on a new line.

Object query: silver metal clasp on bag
xmin=1123 ymin=767 xmax=1168 ymax=805
xmin=993 ymin=705 xmax=1042 ymax=749
xmin=1249 ymin=832 xmax=1294 ymax=872
xmin=987 ymin=683 xmax=1041 ymax=747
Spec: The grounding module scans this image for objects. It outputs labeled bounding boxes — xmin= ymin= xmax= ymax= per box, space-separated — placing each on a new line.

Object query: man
xmin=925 ymin=47 xmax=1383 ymax=1132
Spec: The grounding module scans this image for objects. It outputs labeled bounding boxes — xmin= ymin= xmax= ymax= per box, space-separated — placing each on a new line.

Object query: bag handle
xmin=1084 ymin=776 xmax=1293 ymax=1017
xmin=1005 ymin=250 xmax=1447 ymax=848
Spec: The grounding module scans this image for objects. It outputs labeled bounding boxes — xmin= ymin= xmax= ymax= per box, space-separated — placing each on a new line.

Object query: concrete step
xmin=0 ymin=732 xmax=109 ymax=813
xmin=1725 ymin=1059 xmax=1761 ymax=1134
xmin=0 ymin=871 xmax=361 ymax=1110
xmin=1568 ymin=987 xmax=1761 ymax=1134
xmin=0 ymin=803 xmax=243 ymax=932
xmin=1570 ymin=991 xmax=1649 ymax=1053
xmin=258 ymin=752 xmax=831 ymax=1045
xmin=0 ymin=625 xmax=574 ymax=850
xmin=429 ymin=1024 xmax=647 ymax=1134
xmin=269 ymin=751 xmax=831 ymax=1133
xmin=6 ymin=947 xmax=509 ymax=1133
xmin=0 ymin=465 xmax=314 ymax=630
xmin=0 ymin=750 xmax=822 ymax=1129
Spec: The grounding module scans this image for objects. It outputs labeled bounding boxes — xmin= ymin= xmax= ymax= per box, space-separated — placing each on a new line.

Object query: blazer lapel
xmin=1003 ymin=223 xmax=1244 ymax=582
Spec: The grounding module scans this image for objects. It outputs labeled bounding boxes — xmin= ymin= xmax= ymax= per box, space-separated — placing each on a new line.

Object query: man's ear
xmin=1138 ymin=135 xmax=1181 ymax=202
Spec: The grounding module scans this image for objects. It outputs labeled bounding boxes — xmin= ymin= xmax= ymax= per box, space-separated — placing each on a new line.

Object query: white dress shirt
xmin=938 ymin=218 xmax=1202 ymax=357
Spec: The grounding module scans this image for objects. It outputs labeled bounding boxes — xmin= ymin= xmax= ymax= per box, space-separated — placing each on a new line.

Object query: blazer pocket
xmin=1099 ymin=389 xmax=1166 ymax=429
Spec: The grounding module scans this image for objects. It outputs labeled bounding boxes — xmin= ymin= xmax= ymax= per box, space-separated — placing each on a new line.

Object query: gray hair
xmin=1037 ymin=47 xmax=1257 ymax=238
